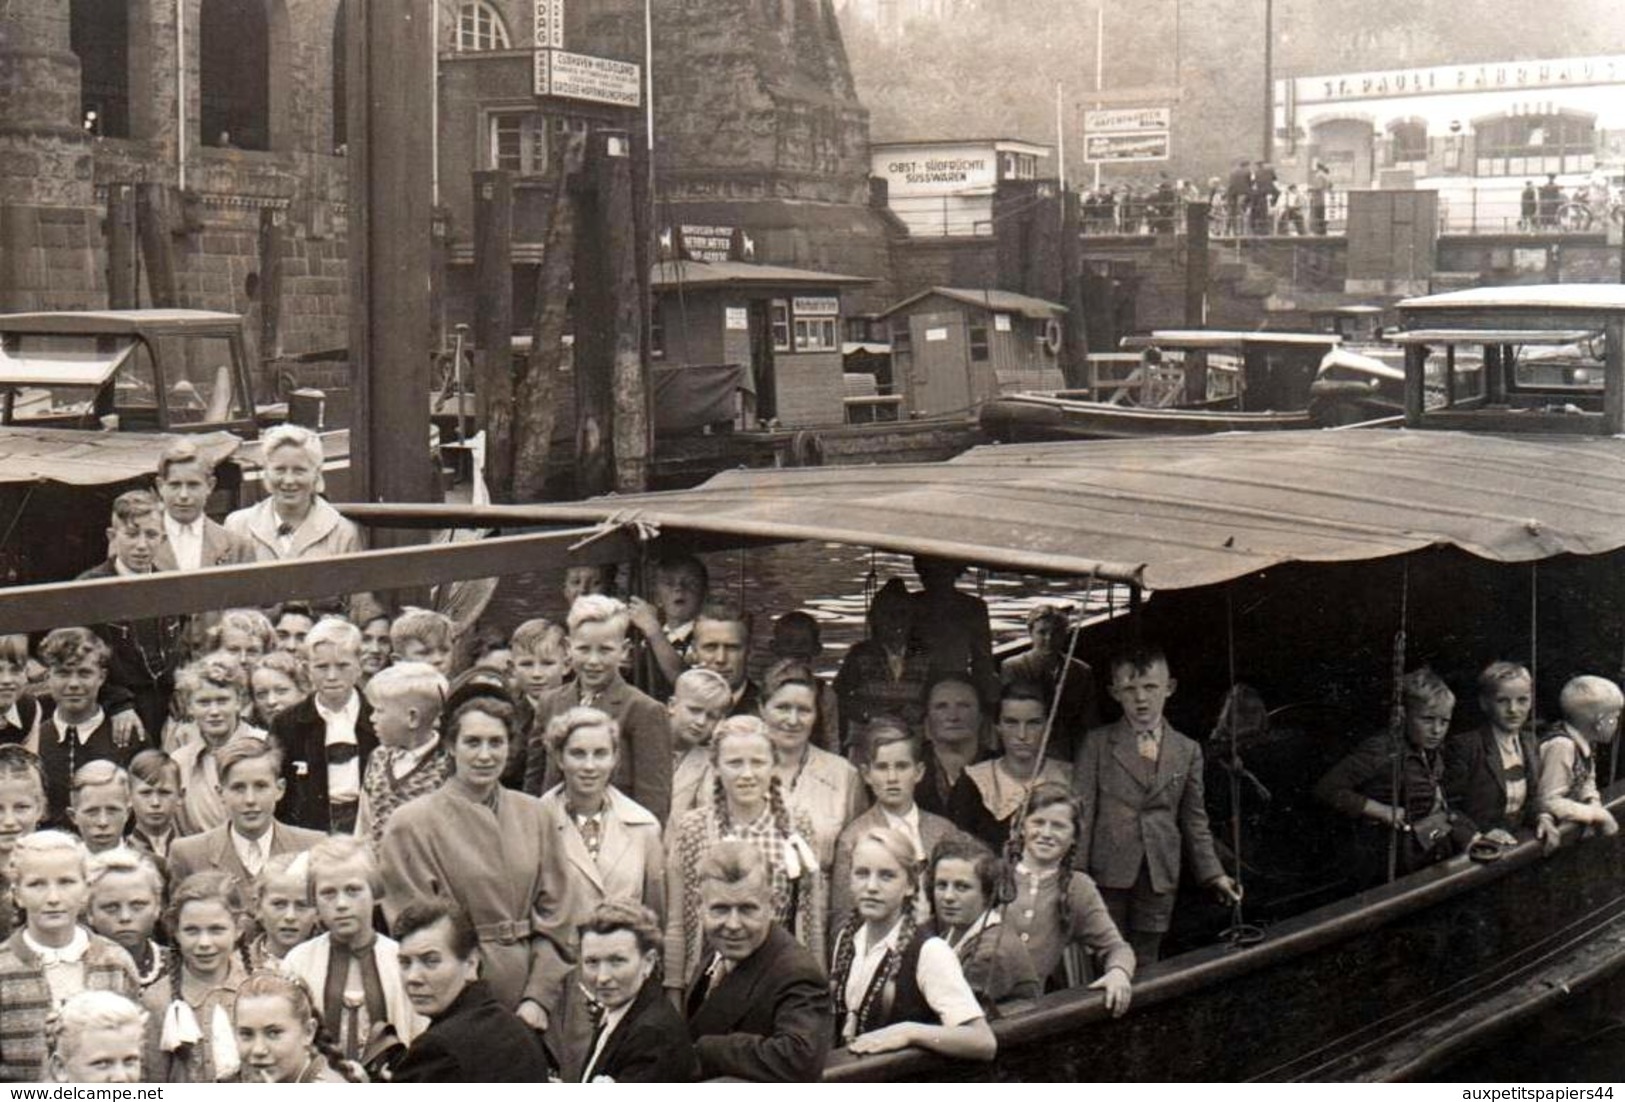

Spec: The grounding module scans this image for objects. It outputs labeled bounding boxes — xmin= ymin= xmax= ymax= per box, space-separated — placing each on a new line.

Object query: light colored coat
xmin=533 ymin=785 xmax=664 ymax=1015
xmin=224 ymin=495 xmax=363 ymax=562
xmin=283 ymin=932 xmax=427 ymax=1045
xmin=379 ymin=782 xmax=551 ymax=1010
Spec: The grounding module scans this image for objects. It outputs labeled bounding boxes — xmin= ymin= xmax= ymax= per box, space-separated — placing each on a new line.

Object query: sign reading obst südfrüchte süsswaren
xmin=533 ymin=49 xmax=642 ymax=108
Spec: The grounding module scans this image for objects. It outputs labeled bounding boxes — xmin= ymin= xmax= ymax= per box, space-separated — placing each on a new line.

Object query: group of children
xmin=1 ymin=511 xmax=1622 ymax=1083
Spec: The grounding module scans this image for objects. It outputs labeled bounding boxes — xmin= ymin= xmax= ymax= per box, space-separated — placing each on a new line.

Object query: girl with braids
xmin=231 ymin=969 xmax=365 ymax=1082
xmin=925 ymin=837 xmax=1041 ymax=1008
xmin=829 ymin=825 xmax=995 ymax=1060
xmin=759 ymin=659 xmax=865 ymax=892
xmin=663 ymin=715 xmax=823 ymax=994
xmin=140 ymin=870 xmax=256 ymax=1081
xmin=1004 ymin=783 xmax=1135 ymax=1013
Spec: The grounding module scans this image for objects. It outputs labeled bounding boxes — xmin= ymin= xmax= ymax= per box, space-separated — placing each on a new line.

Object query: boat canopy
xmin=1387 ymin=328 xmax=1600 ymax=346
xmin=356 ymin=430 xmax=1625 ymax=592
xmin=1133 ymin=330 xmax=1341 ymax=350
xmin=0 ymin=426 xmax=241 ymax=486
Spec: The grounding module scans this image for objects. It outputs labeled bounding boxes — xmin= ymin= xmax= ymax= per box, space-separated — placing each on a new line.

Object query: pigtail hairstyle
xmin=1022 ymin=783 xmax=1085 ymax=936
xmin=828 ymin=826 xmax=920 ymax=1044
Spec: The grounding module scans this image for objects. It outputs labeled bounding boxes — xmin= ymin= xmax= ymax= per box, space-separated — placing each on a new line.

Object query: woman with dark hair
xmin=378 ymin=687 xmax=552 ymax=1031
xmin=925 ymin=837 xmax=1040 ymax=1008
xmin=946 ymin=682 xmax=1073 ymax=851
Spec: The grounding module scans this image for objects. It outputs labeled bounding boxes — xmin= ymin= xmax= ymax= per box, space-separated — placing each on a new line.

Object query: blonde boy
xmin=85 ymin=847 xmax=165 ymax=984
xmin=390 ymin=608 xmax=455 ymax=675
xmin=1538 ymin=675 xmax=1623 ymax=852
xmin=271 ymin=617 xmax=377 ymax=833
xmin=669 ymin=667 xmax=733 ymax=816
xmin=68 ymin=761 xmax=132 ymax=854
xmin=523 ymin=595 xmax=672 ymax=822
xmin=284 ymin=835 xmax=425 ymax=1056
xmin=357 ymin=662 xmax=451 ymax=851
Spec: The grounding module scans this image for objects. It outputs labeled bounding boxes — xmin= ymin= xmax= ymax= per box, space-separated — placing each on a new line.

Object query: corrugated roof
xmin=0 ymin=427 xmax=242 ymax=486
xmin=477 ymin=430 xmax=1625 ymax=590
xmin=880 ymin=287 xmax=1066 ymax=320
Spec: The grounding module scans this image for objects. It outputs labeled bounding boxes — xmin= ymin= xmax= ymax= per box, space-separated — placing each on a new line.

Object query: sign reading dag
xmin=533 ymin=0 xmax=563 ymax=49
xmin=533 ymin=49 xmax=642 ymax=108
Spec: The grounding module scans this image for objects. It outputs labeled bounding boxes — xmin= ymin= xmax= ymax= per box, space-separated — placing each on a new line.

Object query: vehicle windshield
xmin=1512 ymin=333 xmax=1607 ymax=391
xmin=0 ymin=331 xmax=245 ymax=428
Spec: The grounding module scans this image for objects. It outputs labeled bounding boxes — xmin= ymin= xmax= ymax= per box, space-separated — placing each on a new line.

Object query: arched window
xmin=71 ymin=0 xmax=130 ymax=138
xmin=1387 ymin=118 xmax=1427 ymax=166
xmin=456 ymin=1 xmax=511 ymax=51
xmin=1474 ymin=109 xmax=1595 ymax=178
xmin=200 ymin=0 xmax=270 ymax=149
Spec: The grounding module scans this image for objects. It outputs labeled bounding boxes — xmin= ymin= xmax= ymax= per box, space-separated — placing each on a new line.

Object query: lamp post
xmin=1262 ymin=0 xmax=1274 ymax=164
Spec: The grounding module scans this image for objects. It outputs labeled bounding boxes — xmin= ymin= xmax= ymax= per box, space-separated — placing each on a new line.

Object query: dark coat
xmin=392 ymin=980 xmax=551 ymax=1083
xmin=1443 ymin=725 xmax=1544 ymax=835
xmin=78 ymin=559 xmax=186 ymax=738
xmin=270 ymin=694 xmax=378 ymax=831
xmin=686 ymin=925 xmax=832 ymax=1082
xmin=575 ymin=979 xmax=699 ymax=1083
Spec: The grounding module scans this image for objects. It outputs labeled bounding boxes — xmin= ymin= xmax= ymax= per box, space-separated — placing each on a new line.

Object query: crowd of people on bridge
xmin=0 ymin=427 xmax=1618 ymax=1083
xmin=1080 ymin=161 xmax=1333 ymax=237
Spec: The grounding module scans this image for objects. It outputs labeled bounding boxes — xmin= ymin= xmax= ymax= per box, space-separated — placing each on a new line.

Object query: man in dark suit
xmin=1074 ymin=645 xmax=1240 ymax=964
xmin=686 ymin=841 xmax=831 ymax=1082
xmin=392 ymin=898 xmax=552 ymax=1083
xmin=167 ymin=736 xmax=323 ymax=885
xmin=270 ymin=618 xmax=377 ymax=832
xmin=555 ymin=901 xmax=697 ymax=1082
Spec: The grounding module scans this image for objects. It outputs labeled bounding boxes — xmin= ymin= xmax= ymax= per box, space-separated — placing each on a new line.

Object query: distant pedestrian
xmin=1520 ymin=180 xmax=1537 ymax=231
xmin=1279 ymin=184 xmax=1306 ymax=235
xmin=1225 ymin=159 xmax=1252 ymax=236
xmin=1310 ymin=161 xmax=1332 ymax=235
xmin=1538 ymin=174 xmax=1562 ymax=229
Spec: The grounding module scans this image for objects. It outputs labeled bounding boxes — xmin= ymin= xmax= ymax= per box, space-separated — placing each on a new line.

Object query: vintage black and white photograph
xmin=0 ymin=0 xmax=1623 ymax=1086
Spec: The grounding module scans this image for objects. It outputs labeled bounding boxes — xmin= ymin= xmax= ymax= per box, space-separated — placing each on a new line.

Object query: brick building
xmin=0 ymin=0 xmax=350 ymax=358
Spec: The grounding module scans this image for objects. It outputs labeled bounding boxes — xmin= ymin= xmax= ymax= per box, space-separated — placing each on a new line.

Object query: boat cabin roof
xmin=1398 ymin=284 xmax=1625 ymax=313
xmin=352 ymin=430 xmax=1625 ymax=594
xmin=1137 ymin=330 xmax=1341 ymax=350
xmin=1388 ymin=328 xmax=1599 ymax=345
xmin=0 ymin=309 xmax=245 ymax=338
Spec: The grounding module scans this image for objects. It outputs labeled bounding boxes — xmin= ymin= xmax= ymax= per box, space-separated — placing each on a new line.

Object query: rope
xmin=1217 ymin=585 xmax=1263 ymax=948
xmin=1386 ymin=559 xmax=1411 ymax=884
xmin=1529 ymin=561 xmax=1538 ymax=707
xmin=1009 ymin=569 xmax=1096 ymax=840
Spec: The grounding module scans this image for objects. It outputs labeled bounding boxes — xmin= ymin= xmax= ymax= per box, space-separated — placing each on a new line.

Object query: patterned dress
xmin=663 ymin=803 xmax=824 ymax=987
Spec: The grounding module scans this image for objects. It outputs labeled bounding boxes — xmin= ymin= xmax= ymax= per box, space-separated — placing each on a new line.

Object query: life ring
xmin=1044 ymin=318 xmax=1063 ymax=356
xmin=788 ymin=430 xmax=824 ymax=468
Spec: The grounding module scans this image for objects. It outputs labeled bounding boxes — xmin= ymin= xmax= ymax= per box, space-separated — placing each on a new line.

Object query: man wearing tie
xmin=559 ymin=901 xmax=697 ymax=1082
xmin=685 ymin=841 xmax=831 ymax=1082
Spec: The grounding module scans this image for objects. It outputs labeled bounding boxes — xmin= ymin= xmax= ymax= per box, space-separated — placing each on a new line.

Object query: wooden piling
xmin=514 ymin=129 xmax=587 ymax=503
xmin=573 ymin=135 xmax=616 ymax=498
xmin=257 ymin=207 xmax=285 ymax=361
xmin=134 ymin=183 xmax=178 ymax=308
xmin=598 ymin=131 xmax=649 ymax=494
xmin=472 ymin=169 xmax=515 ymax=499
xmin=1185 ymin=200 xmax=1209 ymax=328
xmin=106 ymin=184 xmax=139 ymax=309
xmin=345 ymin=0 xmax=435 ymax=518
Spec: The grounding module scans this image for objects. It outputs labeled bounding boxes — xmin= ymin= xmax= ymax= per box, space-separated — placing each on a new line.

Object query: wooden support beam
xmin=257 ymin=207 xmax=285 ymax=362
xmin=600 ymin=131 xmax=650 ymax=493
xmin=134 ymin=183 xmax=178 ymax=308
xmin=472 ymin=169 xmax=515 ymax=499
xmin=573 ymin=134 xmax=615 ymax=498
xmin=105 ymin=184 xmax=139 ymax=309
xmin=1184 ymin=200 xmax=1209 ymax=328
xmin=514 ymin=129 xmax=586 ymax=503
xmin=346 ymin=0 xmax=435 ymax=536
xmin=0 ymin=527 xmax=637 ymax=635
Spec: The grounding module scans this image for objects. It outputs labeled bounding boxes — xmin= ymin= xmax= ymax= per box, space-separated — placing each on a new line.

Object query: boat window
xmin=150 ymin=334 xmax=247 ymax=425
xmin=771 ymin=300 xmax=791 ymax=352
xmin=1511 ymin=337 xmax=1606 ymax=392
xmin=114 ymin=340 xmax=160 ymax=430
xmin=0 ymin=334 xmax=134 ymax=426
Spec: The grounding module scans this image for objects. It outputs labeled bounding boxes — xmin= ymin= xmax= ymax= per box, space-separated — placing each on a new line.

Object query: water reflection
xmin=484 ymin=540 xmax=1122 ymax=677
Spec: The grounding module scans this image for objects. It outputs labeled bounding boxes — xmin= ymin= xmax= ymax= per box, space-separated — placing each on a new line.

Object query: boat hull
xmin=824 ymin=784 xmax=1625 ymax=1083
xmin=979 ymin=394 xmax=1313 ymax=441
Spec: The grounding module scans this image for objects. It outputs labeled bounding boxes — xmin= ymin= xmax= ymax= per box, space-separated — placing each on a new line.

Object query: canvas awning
xmin=0 ymin=427 xmax=242 ymax=487
xmin=342 ymin=430 xmax=1625 ymax=592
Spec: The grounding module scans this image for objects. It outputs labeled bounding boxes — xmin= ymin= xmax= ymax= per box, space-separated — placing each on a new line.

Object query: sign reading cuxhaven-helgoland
xmin=533 ymin=49 xmax=642 ymax=108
